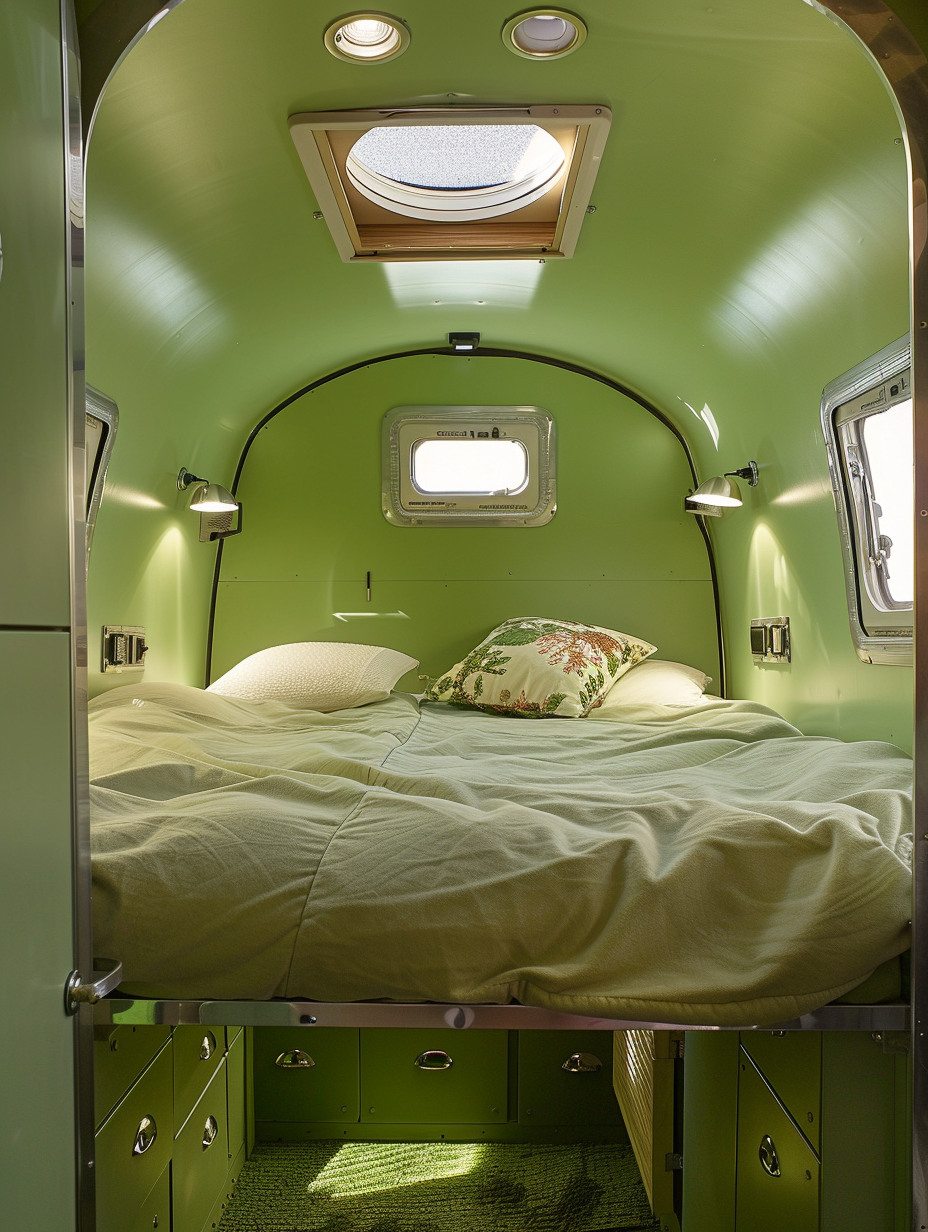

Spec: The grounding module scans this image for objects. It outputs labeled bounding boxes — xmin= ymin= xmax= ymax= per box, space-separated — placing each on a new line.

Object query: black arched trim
xmin=205 ymin=346 xmax=726 ymax=694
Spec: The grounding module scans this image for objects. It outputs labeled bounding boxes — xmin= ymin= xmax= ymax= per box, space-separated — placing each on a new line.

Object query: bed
xmin=88 ymin=682 xmax=912 ymax=1028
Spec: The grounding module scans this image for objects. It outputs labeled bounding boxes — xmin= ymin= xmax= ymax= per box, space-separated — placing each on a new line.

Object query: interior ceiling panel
xmin=84 ymin=0 xmax=907 ymax=458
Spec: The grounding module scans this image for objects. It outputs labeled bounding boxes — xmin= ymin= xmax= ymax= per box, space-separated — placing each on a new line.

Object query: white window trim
xmin=821 ymin=334 xmax=912 ymax=665
xmin=382 ymin=405 xmax=556 ymax=526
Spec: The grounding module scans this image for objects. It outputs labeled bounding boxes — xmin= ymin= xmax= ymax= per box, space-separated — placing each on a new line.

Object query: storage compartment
xmin=360 ymin=1029 xmax=508 ymax=1124
xmin=741 ymin=1030 xmax=821 ymax=1152
xmin=173 ymin=1025 xmax=226 ymax=1134
xmin=94 ymin=1024 xmax=171 ymax=1128
xmin=95 ymin=1041 xmax=174 ymax=1232
xmin=736 ymin=1047 xmax=820 ymax=1232
xmin=227 ymin=1028 xmax=247 ymax=1163
xmin=173 ymin=1059 xmax=230 ymax=1232
xmin=253 ymin=1027 xmax=360 ymax=1124
xmin=518 ymin=1030 xmax=625 ymax=1126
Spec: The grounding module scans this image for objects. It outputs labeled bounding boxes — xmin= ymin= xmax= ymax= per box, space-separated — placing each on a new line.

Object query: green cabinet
xmin=95 ymin=1041 xmax=174 ymax=1232
xmin=174 ymin=1025 xmax=226 ymax=1134
xmin=741 ymin=1031 xmax=821 ymax=1153
xmin=360 ymin=1029 xmax=508 ymax=1124
xmin=518 ymin=1031 xmax=625 ymax=1127
xmin=736 ymin=1049 xmax=820 ymax=1232
xmin=253 ymin=1027 xmax=360 ymax=1123
xmin=95 ymin=1025 xmax=171 ymax=1129
xmin=173 ymin=1060 xmax=231 ymax=1232
xmin=227 ymin=1029 xmax=247 ymax=1164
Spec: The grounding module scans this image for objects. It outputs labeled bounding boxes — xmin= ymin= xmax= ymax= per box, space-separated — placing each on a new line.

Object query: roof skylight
xmin=345 ymin=124 xmax=566 ymax=221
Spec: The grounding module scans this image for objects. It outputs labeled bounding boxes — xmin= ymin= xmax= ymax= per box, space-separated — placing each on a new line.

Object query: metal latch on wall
xmin=64 ymin=958 xmax=123 ymax=1015
xmin=750 ymin=617 xmax=790 ymax=663
xmin=102 ymin=625 xmax=148 ymax=672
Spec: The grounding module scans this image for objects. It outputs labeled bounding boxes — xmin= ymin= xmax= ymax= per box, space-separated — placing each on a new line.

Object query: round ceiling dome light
xmin=324 ymin=12 xmax=410 ymax=63
xmin=502 ymin=8 xmax=586 ymax=59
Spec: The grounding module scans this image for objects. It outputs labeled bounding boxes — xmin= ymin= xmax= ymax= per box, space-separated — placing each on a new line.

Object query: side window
xmin=822 ymin=337 xmax=912 ymax=664
xmin=382 ymin=405 xmax=556 ymax=526
xmin=85 ymin=385 xmax=119 ymax=563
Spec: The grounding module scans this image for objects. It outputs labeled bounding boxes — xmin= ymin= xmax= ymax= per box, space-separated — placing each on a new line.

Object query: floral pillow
xmin=424 ymin=617 xmax=656 ymax=718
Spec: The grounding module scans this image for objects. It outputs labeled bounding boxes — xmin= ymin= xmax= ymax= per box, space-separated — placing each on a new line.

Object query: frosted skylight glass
xmin=351 ymin=125 xmax=559 ymax=191
xmin=412 ymin=439 xmax=528 ymax=494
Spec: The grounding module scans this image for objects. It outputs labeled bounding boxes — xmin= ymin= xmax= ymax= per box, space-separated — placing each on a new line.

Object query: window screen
xmin=821 ymin=336 xmax=912 ymax=665
xmin=382 ymin=405 xmax=555 ymax=526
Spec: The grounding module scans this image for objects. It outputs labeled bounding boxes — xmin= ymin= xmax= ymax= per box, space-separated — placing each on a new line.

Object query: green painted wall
xmin=85 ymin=0 xmax=912 ymax=747
xmin=0 ymin=1 xmax=78 ymax=1227
xmin=211 ymin=354 xmax=718 ymax=688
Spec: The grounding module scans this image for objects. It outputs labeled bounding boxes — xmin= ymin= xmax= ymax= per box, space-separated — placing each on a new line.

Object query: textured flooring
xmin=218 ymin=1140 xmax=660 ymax=1232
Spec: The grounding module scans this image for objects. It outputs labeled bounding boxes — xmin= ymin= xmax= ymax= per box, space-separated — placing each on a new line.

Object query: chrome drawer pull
xmin=199 ymin=1032 xmax=217 ymax=1061
xmin=202 ymin=1115 xmax=219 ymax=1150
xmin=132 ymin=1115 xmax=157 ymax=1156
xmin=275 ymin=1049 xmax=315 ymax=1069
xmin=414 ymin=1050 xmax=453 ymax=1070
xmin=562 ymin=1052 xmax=602 ymax=1073
xmin=759 ymin=1134 xmax=781 ymax=1177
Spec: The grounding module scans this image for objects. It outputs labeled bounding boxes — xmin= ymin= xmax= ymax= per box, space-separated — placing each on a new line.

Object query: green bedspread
xmin=88 ymin=684 xmax=912 ymax=1026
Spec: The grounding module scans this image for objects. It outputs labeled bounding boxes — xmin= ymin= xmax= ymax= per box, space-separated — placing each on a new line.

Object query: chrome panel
xmin=92 ymin=998 xmax=910 ymax=1033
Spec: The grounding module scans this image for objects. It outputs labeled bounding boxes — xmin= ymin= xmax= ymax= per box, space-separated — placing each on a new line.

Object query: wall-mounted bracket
xmin=199 ymin=503 xmax=243 ymax=542
xmin=751 ymin=617 xmax=790 ymax=663
xmin=102 ymin=625 xmax=148 ymax=672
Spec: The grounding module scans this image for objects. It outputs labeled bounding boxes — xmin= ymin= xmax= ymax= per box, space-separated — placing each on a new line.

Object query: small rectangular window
xmin=383 ymin=405 xmax=555 ymax=526
xmin=821 ymin=336 xmax=912 ymax=665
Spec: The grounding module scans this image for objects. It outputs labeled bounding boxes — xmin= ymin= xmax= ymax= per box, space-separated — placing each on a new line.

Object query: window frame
xmin=85 ymin=385 xmax=119 ymax=564
xmin=821 ymin=334 xmax=912 ymax=665
xmin=382 ymin=405 xmax=556 ymax=526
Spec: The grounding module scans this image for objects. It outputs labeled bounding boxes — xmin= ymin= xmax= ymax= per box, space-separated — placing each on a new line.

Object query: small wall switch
xmin=751 ymin=617 xmax=790 ymax=663
xmin=102 ymin=625 xmax=148 ymax=673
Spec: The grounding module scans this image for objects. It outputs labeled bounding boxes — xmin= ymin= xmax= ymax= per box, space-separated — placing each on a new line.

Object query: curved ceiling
xmin=84 ymin=0 xmax=911 ymax=741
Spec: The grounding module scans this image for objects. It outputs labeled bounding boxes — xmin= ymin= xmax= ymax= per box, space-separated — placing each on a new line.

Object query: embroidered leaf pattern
xmin=425 ymin=617 xmax=654 ymax=718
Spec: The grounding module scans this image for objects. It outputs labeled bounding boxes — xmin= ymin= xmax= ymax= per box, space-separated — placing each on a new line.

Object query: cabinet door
xmin=518 ymin=1031 xmax=625 ymax=1126
xmin=174 ymin=1026 xmax=226 ymax=1134
xmin=173 ymin=1061 xmax=230 ymax=1232
xmin=741 ymin=1031 xmax=821 ymax=1153
xmin=737 ymin=1050 xmax=820 ymax=1232
xmin=361 ymin=1029 xmax=508 ymax=1124
xmin=95 ymin=1026 xmax=171 ymax=1129
xmin=227 ymin=1028 xmax=247 ymax=1163
xmin=254 ymin=1027 xmax=359 ymax=1123
xmin=95 ymin=1043 xmax=174 ymax=1232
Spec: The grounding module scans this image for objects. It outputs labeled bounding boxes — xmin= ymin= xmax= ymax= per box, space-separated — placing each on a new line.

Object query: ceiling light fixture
xmin=686 ymin=461 xmax=759 ymax=512
xmin=324 ymin=11 xmax=410 ymax=63
xmin=449 ymin=332 xmax=480 ymax=352
xmin=502 ymin=8 xmax=587 ymax=60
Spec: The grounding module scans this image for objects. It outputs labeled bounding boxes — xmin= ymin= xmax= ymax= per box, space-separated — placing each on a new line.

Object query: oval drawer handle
xmin=759 ymin=1134 xmax=781 ymax=1177
xmin=562 ymin=1052 xmax=602 ymax=1074
xmin=132 ymin=1115 xmax=157 ymax=1156
xmin=414 ymin=1050 xmax=453 ymax=1070
xmin=275 ymin=1049 xmax=315 ymax=1069
xmin=199 ymin=1032 xmax=217 ymax=1061
xmin=202 ymin=1115 xmax=219 ymax=1150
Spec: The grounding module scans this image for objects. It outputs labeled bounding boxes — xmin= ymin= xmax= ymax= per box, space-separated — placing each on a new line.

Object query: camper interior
xmin=2 ymin=0 xmax=928 ymax=1230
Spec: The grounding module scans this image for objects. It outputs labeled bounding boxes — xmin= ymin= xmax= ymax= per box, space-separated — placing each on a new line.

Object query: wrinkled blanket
xmin=89 ymin=683 xmax=912 ymax=1026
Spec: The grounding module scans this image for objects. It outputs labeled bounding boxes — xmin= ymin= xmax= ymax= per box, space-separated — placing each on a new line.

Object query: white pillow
xmin=589 ymin=659 xmax=711 ymax=714
xmin=207 ymin=642 xmax=418 ymax=711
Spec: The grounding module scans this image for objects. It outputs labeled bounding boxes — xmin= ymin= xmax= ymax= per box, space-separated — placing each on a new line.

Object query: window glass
xmin=412 ymin=439 xmax=528 ymax=495
xmin=861 ymin=399 xmax=913 ymax=605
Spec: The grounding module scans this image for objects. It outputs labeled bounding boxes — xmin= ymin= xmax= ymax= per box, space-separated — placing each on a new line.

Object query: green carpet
xmin=218 ymin=1140 xmax=659 ymax=1232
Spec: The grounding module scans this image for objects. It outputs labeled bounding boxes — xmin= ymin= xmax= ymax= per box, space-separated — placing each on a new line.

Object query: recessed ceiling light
xmin=502 ymin=8 xmax=586 ymax=59
xmin=324 ymin=11 xmax=410 ymax=63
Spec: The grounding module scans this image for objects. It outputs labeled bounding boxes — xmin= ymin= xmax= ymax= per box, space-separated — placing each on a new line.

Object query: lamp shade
xmin=687 ymin=474 xmax=743 ymax=507
xmin=189 ymin=483 xmax=238 ymax=513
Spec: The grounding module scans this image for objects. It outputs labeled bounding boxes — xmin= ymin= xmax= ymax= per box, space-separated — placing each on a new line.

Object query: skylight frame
xmin=288 ymin=106 xmax=611 ymax=262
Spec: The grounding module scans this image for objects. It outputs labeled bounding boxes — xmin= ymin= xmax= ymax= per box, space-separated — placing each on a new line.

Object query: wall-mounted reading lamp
xmin=177 ymin=466 xmax=243 ymax=541
xmin=686 ymin=461 xmax=759 ymax=515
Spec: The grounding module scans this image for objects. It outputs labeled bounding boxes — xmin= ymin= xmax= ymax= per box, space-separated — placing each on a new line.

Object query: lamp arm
xmin=723 ymin=461 xmax=759 ymax=486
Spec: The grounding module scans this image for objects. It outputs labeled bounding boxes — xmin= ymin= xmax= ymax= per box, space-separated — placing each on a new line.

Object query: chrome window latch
xmin=64 ymin=958 xmax=123 ymax=1015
